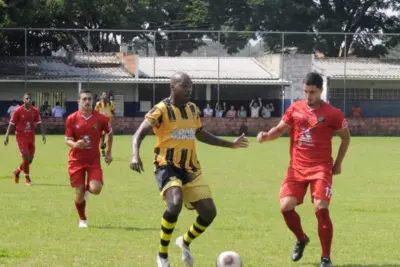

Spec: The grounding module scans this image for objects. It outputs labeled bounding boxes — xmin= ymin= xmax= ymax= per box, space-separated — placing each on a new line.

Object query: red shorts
xmin=279 ymin=167 xmax=333 ymax=205
xmin=16 ymin=139 xmax=35 ymax=158
xmin=68 ymin=163 xmax=103 ymax=188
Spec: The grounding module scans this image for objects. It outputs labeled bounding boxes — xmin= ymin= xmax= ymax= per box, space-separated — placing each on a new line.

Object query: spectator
xmin=352 ymin=102 xmax=362 ymax=118
xmin=249 ymin=98 xmax=262 ymax=118
xmin=52 ymin=101 xmax=65 ymax=118
xmin=261 ymin=103 xmax=275 ymax=118
xmin=41 ymin=101 xmax=51 ymax=117
xmin=226 ymin=105 xmax=236 ymax=118
xmin=215 ymin=102 xmax=226 ymax=118
xmin=7 ymin=100 xmax=20 ymax=118
xmin=203 ymin=103 xmax=213 ymax=117
xmin=238 ymin=106 xmax=247 ymax=118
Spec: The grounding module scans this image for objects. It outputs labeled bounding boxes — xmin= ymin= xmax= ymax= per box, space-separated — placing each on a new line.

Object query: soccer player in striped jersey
xmin=130 ymin=72 xmax=249 ymax=267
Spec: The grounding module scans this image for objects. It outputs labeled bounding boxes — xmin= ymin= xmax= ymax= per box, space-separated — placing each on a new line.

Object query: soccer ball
xmin=216 ymin=251 xmax=242 ymax=267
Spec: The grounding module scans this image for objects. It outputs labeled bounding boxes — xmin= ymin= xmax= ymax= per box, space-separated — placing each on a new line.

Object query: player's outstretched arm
xmin=130 ymin=120 xmax=153 ymax=173
xmin=4 ymin=123 xmax=15 ymax=146
xmin=39 ymin=123 xmax=46 ymax=144
xmin=257 ymin=120 xmax=290 ymax=143
xmin=195 ymin=129 xmax=249 ymax=149
xmin=333 ymin=127 xmax=351 ymax=175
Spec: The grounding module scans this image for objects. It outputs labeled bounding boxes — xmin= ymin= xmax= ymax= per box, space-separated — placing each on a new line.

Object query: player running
xmin=65 ymin=90 xmax=113 ymax=228
xmin=257 ymin=72 xmax=351 ymax=267
xmin=4 ymin=93 xmax=46 ymax=186
xmin=95 ymin=91 xmax=115 ymax=157
xmin=130 ymin=72 xmax=249 ymax=267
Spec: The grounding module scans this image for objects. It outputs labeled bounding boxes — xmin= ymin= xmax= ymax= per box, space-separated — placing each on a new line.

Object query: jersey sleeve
xmin=111 ymin=102 xmax=115 ymax=112
xmin=34 ymin=108 xmax=42 ymax=124
xmin=10 ymin=108 xmax=19 ymax=125
xmin=65 ymin=116 xmax=74 ymax=141
xmin=102 ymin=116 xmax=112 ymax=135
xmin=331 ymin=109 xmax=348 ymax=131
xmin=282 ymin=105 xmax=294 ymax=126
xmin=145 ymin=105 xmax=163 ymax=128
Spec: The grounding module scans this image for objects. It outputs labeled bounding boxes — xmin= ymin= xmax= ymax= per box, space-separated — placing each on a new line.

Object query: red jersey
xmin=10 ymin=105 xmax=41 ymax=141
xmin=282 ymin=100 xmax=347 ymax=171
xmin=65 ymin=110 xmax=112 ymax=165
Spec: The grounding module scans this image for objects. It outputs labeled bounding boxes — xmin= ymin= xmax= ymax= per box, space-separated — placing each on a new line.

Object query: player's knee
xmin=313 ymin=199 xmax=329 ymax=210
xmin=280 ymin=197 xmax=297 ymax=212
xmin=89 ymin=182 xmax=102 ymax=195
xmin=203 ymin=204 xmax=217 ymax=223
xmin=165 ymin=188 xmax=183 ymax=215
xmin=22 ymin=155 xmax=30 ymax=162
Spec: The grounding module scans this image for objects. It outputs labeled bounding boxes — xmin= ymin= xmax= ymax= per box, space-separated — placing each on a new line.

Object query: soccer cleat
xmin=79 ymin=220 xmax=88 ymax=228
xmin=175 ymin=236 xmax=194 ymax=266
xmin=25 ymin=176 xmax=32 ymax=186
xmin=156 ymin=255 xmax=171 ymax=267
xmin=291 ymin=235 xmax=310 ymax=261
xmin=320 ymin=257 xmax=333 ymax=267
xmin=13 ymin=169 xmax=20 ymax=184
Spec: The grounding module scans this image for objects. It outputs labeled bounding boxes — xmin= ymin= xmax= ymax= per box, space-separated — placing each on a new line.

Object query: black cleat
xmin=291 ymin=235 xmax=310 ymax=261
xmin=319 ymin=257 xmax=333 ymax=267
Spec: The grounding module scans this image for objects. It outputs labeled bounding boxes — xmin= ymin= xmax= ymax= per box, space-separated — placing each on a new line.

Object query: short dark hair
xmin=23 ymin=92 xmax=31 ymax=97
xmin=78 ymin=90 xmax=93 ymax=98
xmin=304 ymin=72 xmax=323 ymax=89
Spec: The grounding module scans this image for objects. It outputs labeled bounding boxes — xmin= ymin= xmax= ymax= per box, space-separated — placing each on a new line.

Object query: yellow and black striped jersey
xmin=145 ymin=98 xmax=202 ymax=172
xmin=95 ymin=100 xmax=115 ymax=119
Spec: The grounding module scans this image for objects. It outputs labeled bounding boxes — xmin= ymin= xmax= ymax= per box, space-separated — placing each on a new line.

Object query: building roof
xmin=0 ymin=54 xmax=288 ymax=84
xmin=138 ymin=57 xmax=278 ymax=80
xmin=0 ymin=56 xmax=134 ymax=82
xmin=313 ymin=57 xmax=400 ymax=80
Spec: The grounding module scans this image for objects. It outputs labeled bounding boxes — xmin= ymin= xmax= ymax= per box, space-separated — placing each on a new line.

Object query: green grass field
xmin=0 ymin=136 xmax=399 ymax=267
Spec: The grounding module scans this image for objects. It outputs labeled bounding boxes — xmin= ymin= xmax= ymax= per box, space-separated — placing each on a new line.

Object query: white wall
xmin=0 ymin=82 xmax=137 ymax=102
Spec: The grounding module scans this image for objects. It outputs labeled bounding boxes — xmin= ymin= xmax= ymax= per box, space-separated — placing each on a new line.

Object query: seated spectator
xmin=52 ymin=102 xmax=65 ymax=118
xmin=352 ymin=103 xmax=362 ymax=118
xmin=261 ymin=103 xmax=275 ymax=118
xmin=238 ymin=106 xmax=247 ymax=118
xmin=203 ymin=103 xmax=213 ymax=117
xmin=41 ymin=101 xmax=51 ymax=117
xmin=215 ymin=102 xmax=226 ymax=118
xmin=249 ymin=98 xmax=262 ymax=118
xmin=226 ymin=106 xmax=236 ymax=118
xmin=7 ymin=100 xmax=20 ymax=118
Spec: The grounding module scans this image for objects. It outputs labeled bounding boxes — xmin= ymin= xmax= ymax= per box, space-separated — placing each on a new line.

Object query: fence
xmin=1 ymin=28 xmax=400 ymax=117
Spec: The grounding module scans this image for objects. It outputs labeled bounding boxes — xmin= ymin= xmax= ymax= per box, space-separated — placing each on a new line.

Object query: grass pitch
xmin=0 ymin=136 xmax=399 ymax=267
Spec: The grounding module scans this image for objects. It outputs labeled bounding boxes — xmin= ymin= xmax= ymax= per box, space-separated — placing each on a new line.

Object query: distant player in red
xmin=4 ymin=93 xmax=46 ymax=186
xmin=65 ymin=90 xmax=113 ymax=228
xmin=257 ymin=72 xmax=351 ymax=267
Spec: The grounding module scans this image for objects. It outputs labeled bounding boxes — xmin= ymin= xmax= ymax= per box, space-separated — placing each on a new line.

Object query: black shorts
xmin=155 ymin=165 xmax=192 ymax=191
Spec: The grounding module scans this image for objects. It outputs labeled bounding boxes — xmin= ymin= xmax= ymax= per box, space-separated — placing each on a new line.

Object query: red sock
xmin=282 ymin=210 xmax=307 ymax=242
xmin=22 ymin=160 xmax=29 ymax=176
xmin=316 ymin=208 xmax=333 ymax=259
xmin=74 ymin=200 xmax=87 ymax=220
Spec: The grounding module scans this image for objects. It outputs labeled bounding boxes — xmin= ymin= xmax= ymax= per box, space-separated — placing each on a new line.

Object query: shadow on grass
xmin=33 ymin=183 xmax=69 ymax=187
xmin=91 ymin=225 xmax=161 ymax=231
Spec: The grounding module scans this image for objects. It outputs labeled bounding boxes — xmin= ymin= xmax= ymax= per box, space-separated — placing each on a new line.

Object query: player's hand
xmin=232 ymin=133 xmax=249 ymax=149
xmin=4 ymin=135 xmax=9 ymax=146
xmin=130 ymin=155 xmax=144 ymax=173
xmin=42 ymin=135 xmax=46 ymax=144
xmin=74 ymin=140 xmax=86 ymax=149
xmin=332 ymin=162 xmax=341 ymax=175
xmin=257 ymin=131 xmax=267 ymax=143
xmin=105 ymin=152 xmax=113 ymax=165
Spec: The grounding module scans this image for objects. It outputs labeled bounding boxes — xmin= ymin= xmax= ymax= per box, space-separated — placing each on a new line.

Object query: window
xmin=34 ymin=92 xmax=66 ymax=112
xmin=373 ymin=89 xmax=400 ymax=100
xmin=329 ymin=88 xmax=370 ymax=100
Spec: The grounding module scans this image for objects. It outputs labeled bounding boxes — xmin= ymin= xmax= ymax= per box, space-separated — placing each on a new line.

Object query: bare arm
xmin=132 ymin=120 xmax=153 ymax=158
xmin=195 ymin=129 xmax=234 ymax=148
xmin=5 ymin=123 xmax=15 ymax=137
xmin=259 ymin=120 xmax=291 ymax=142
xmin=105 ymin=132 xmax=113 ymax=153
xmin=39 ymin=123 xmax=45 ymax=137
xmin=334 ymin=127 xmax=351 ymax=165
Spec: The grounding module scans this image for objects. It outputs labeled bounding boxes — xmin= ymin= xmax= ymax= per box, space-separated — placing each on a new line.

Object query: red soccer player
xmin=257 ymin=72 xmax=351 ymax=267
xmin=4 ymin=93 xmax=46 ymax=185
xmin=65 ymin=90 xmax=113 ymax=228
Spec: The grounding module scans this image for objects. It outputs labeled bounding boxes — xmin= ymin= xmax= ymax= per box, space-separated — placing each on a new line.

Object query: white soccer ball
xmin=216 ymin=251 xmax=242 ymax=267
